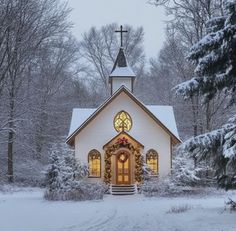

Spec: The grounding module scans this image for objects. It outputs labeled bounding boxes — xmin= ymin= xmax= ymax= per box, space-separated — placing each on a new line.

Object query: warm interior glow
xmin=88 ymin=150 xmax=101 ymax=177
xmin=146 ymin=150 xmax=158 ymax=175
xmin=114 ymin=111 xmax=132 ymax=132
xmin=117 ymin=152 xmax=130 ymax=183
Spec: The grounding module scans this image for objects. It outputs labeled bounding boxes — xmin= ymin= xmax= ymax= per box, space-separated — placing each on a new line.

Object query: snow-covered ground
xmin=0 ymin=187 xmax=236 ymax=231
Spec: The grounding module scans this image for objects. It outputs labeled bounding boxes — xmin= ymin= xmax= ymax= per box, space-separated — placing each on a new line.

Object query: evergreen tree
xmin=64 ymin=153 xmax=88 ymax=181
xmin=45 ymin=150 xmax=88 ymax=195
xmin=176 ymin=0 xmax=236 ymax=190
xmin=172 ymin=153 xmax=202 ymax=186
xmin=175 ymin=0 xmax=236 ymax=103
xmin=45 ymin=152 xmax=64 ymax=192
xmin=44 ymin=148 xmax=104 ymax=201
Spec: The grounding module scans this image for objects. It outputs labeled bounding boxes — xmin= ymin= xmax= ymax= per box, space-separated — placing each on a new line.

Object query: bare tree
xmin=30 ymin=36 xmax=80 ymax=160
xmin=147 ymin=0 xmax=227 ymax=138
xmin=150 ymin=0 xmax=223 ymax=46
xmin=80 ymin=23 xmax=145 ymax=96
xmin=0 ymin=0 xmax=72 ymax=182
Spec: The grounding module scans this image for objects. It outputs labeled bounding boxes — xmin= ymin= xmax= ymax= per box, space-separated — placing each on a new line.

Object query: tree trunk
xmin=7 ymin=128 xmax=14 ymax=183
xmin=191 ymin=96 xmax=199 ymax=137
xmin=7 ymin=92 xmax=15 ymax=183
xmin=35 ymin=101 xmax=48 ymax=160
xmin=205 ymin=101 xmax=212 ymax=132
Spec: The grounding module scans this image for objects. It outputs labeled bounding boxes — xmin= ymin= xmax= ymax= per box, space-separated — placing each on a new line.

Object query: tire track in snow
xmin=111 ymin=211 xmax=169 ymax=231
xmin=81 ymin=208 xmax=117 ymax=231
xmin=59 ymin=210 xmax=109 ymax=231
xmin=108 ymin=211 xmax=152 ymax=231
xmin=60 ymin=208 xmax=117 ymax=231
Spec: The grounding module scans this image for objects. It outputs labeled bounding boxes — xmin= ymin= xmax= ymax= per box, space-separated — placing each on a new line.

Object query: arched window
xmin=88 ymin=150 xmax=101 ymax=177
xmin=146 ymin=149 xmax=158 ymax=175
xmin=114 ymin=111 xmax=132 ymax=132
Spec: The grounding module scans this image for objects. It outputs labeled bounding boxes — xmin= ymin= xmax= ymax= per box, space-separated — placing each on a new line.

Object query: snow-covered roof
xmin=67 ymin=105 xmax=179 ymax=140
xmin=68 ymin=108 xmax=96 ymax=137
xmin=110 ymin=66 xmax=135 ymax=77
xmin=147 ymin=105 xmax=179 ymax=139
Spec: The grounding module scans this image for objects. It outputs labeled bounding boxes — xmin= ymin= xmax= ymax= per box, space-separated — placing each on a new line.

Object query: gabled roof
xmin=68 ymin=108 xmax=96 ymax=137
xmin=66 ymin=86 xmax=181 ymax=146
xmin=103 ymin=131 xmax=144 ymax=149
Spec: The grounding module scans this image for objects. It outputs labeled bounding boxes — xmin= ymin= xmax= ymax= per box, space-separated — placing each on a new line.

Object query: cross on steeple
xmin=115 ymin=25 xmax=128 ymax=47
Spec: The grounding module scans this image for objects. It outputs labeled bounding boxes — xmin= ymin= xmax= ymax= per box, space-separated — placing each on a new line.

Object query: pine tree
xmin=64 ymin=153 xmax=88 ymax=181
xmin=45 ymin=152 xmax=64 ymax=192
xmin=175 ymin=0 xmax=236 ymax=103
xmin=176 ymin=0 xmax=236 ymax=190
xmin=172 ymin=153 xmax=202 ymax=186
xmin=44 ymin=148 xmax=103 ymax=201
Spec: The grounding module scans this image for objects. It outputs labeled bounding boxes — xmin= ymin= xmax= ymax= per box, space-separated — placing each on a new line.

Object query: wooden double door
xmin=116 ymin=151 xmax=131 ymax=185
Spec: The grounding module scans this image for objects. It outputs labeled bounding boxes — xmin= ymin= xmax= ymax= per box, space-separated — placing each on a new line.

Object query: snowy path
xmin=0 ymin=188 xmax=236 ymax=231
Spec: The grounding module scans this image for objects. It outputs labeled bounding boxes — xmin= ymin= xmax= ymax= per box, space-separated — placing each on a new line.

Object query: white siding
xmin=74 ymin=92 xmax=171 ymax=183
xmin=112 ymin=78 xmax=132 ymax=93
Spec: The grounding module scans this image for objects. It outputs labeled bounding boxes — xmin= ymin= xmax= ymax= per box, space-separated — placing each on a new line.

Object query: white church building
xmin=66 ymin=27 xmax=180 ymax=194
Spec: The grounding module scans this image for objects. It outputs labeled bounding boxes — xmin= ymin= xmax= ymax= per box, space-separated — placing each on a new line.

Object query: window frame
xmin=88 ymin=149 xmax=101 ymax=178
xmin=113 ymin=110 xmax=132 ymax=133
xmin=146 ymin=149 xmax=158 ymax=176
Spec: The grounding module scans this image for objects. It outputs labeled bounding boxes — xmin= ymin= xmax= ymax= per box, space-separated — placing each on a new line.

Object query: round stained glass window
xmin=114 ymin=111 xmax=132 ymax=132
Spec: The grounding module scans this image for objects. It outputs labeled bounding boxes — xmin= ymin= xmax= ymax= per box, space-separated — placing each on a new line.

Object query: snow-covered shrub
xmin=172 ymin=148 xmax=215 ymax=187
xmin=141 ymin=176 xmax=184 ymax=197
xmin=64 ymin=181 xmax=106 ymax=201
xmin=44 ymin=149 xmax=105 ymax=201
xmin=225 ymin=198 xmax=236 ymax=212
xmin=44 ymin=180 xmax=106 ymax=201
xmin=141 ymin=149 xmax=205 ymax=196
xmin=171 ymin=153 xmax=201 ymax=186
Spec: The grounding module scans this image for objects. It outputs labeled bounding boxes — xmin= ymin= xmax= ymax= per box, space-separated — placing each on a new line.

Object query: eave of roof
xmin=66 ymin=86 xmax=181 ymax=146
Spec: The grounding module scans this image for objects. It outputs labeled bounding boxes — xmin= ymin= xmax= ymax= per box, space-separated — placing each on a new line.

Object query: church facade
xmin=66 ymin=35 xmax=180 ymax=192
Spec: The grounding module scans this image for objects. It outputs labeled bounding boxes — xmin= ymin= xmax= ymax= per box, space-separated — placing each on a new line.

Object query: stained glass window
xmin=146 ymin=149 xmax=158 ymax=175
xmin=88 ymin=150 xmax=101 ymax=177
xmin=114 ymin=111 xmax=132 ymax=132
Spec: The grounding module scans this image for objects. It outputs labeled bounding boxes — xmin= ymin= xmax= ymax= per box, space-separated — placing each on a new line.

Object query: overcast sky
xmin=67 ymin=0 xmax=167 ymax=59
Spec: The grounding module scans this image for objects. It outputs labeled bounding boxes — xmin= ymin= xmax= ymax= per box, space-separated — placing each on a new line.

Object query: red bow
xmin=117 ymin=137 xmax=128 ymax=144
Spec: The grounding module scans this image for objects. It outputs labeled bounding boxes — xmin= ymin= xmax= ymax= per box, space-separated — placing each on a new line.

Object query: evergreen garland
xmin=104 ymin=140 xmax=143 ymax=184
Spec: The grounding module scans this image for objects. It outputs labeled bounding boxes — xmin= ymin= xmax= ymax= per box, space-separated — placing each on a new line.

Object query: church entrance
xmin=116 ymin=151 xmax=130 ymax=185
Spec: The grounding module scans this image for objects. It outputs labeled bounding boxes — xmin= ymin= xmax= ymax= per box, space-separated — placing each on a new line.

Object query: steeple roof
xmin=111 ymin=48 xmax=128 ymax=71
xmin=110 ymin=47 xmax=135 ymax=78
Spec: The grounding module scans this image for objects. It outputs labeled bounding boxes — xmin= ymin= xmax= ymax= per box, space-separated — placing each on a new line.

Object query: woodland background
xmin=0 ymin=0 xmax=235 ymax=184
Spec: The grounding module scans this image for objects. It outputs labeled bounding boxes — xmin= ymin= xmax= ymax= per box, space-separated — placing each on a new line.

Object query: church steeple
xmin=109 ymin=26 xmax=136 ymax=95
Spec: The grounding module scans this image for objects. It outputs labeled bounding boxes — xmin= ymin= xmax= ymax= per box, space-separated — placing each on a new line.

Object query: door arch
xmin=116 ymin=151 xmax=131 ymax=185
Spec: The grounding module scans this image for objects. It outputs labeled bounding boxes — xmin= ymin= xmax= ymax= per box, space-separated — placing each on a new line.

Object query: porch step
xmin=111 ymin=184 xmax=136 ymax=195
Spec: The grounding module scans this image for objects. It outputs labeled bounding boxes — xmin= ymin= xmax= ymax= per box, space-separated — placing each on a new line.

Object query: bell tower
xmin=109 ymin=26 xmax=136 ymax=95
